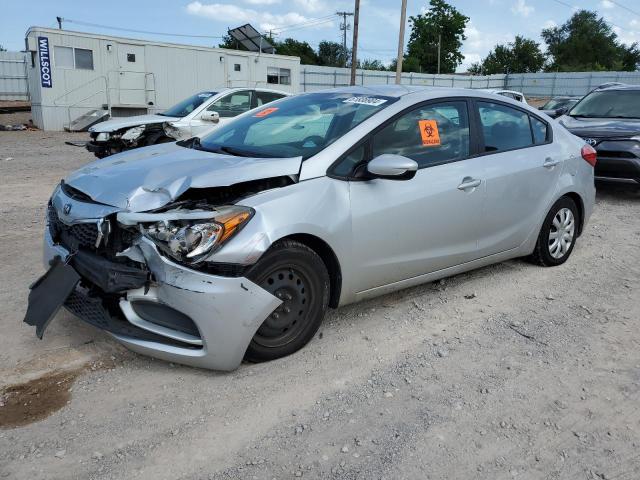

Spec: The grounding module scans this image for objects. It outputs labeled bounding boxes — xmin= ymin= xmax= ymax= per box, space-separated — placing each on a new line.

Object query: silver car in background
xmin=26 ymin=86 xmax=596 ymax=371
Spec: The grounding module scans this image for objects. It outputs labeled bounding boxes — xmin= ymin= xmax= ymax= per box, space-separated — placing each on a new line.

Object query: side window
xmin=371 ymin=101 xmax=470 ymax=168
xmin=530 ymin=116 xmax=548 ymax=144
xmin=255 ymin=91 xmax=285 ymax=106
xmin=208 ymin=91 xmax=252 ymax=117
xmin=74 ymin=48 xmax=94 ymax=70
xmin=477 ymin=101 xmax=533 ymax=152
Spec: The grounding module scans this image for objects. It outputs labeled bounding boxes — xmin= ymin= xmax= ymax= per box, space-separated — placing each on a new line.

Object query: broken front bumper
xmin=43 ymin=229 xmax=281 ymax=371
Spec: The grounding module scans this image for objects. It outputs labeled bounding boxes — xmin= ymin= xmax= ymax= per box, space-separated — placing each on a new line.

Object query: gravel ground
xmin=1 ymin=126 xmax=639 ymax=480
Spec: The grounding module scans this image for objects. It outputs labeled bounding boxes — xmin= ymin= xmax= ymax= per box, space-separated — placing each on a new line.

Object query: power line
xmin=606 ymin=0 xmax=640 ymax=19
xmin=546 ymin=0 xmax=626 ymax=30
xmin=61 ymin=18 xmax=224 ymax=39
xmin=272 ymin=14 xmax=337 ymax=32
xmin=274 ymin=16 xmax=338 ymax=34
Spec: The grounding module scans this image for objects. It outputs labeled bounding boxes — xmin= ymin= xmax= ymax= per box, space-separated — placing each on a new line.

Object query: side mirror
xmin=367 ymin=154 xmax=418 ymax=180
xmin=201 ymin=111 xmax=220 ymax=123
xmin=555 ymin=107 xmax=568 ymax=117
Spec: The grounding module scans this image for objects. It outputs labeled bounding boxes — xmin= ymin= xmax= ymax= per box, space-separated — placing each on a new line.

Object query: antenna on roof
xmin=56 ymin=16 xmax=63 ymax=29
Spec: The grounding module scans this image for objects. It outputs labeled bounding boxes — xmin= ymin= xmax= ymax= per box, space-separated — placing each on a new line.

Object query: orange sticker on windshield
xmin=418 ymin=119 xmax=441 ymax=146
xmin=254 ymin=107 xmax=278 ymax=117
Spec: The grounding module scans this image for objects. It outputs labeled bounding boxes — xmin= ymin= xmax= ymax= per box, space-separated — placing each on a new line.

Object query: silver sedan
xmin=26 ymin=86 xmax=596 ymax=371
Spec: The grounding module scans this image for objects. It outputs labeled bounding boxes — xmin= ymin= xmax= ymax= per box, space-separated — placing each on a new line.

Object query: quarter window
xmin=371 ymin=101 xmax=470 ymax=168
xmin=530 ymin=116 xmax=548 ymax=144
xmin=477 ymin=102 xmax=532 ymax=152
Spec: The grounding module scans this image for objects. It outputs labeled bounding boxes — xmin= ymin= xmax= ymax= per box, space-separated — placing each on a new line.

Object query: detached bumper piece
xmin=71 ymin=250 xmax=148 ymax=294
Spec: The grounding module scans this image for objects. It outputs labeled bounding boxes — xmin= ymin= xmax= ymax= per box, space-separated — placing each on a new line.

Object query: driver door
xmin=189 ymin=90 xmax=253 ymax=137
xmin=347 ymin=100 xmax=486 ymax=293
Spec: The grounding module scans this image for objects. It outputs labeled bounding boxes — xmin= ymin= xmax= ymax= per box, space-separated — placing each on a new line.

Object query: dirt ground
xmin=0 ymin=125 xmax=639 ymax=480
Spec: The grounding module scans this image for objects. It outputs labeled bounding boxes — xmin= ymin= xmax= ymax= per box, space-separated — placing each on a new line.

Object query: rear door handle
xmin=543 ymin=157 xmax=560 ymax=168
xmin=457 ymin=177 xmax=481 ymax=190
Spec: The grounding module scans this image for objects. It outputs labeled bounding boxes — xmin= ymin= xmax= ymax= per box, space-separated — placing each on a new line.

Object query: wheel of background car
xmin=529 ymin=196 xmax=579 ymax=267
xmin=244 ymin=239 xmax=329 ymax=362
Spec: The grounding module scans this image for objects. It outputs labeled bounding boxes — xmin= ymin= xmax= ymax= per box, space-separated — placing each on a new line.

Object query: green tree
xmin=542 ymin=10 xmax=640 ymax=71
xmin=218 ymin=34 xmax=247 ymax=51
xmin=472 ymin=36 xmax=545 ymax=74
xmin=358 ymin=58 xmax=385 ymax=70
xmin=317 ymin=41 xmax=349 ymax=67
xmin=274 ymin=38 xmax=319 ymax=65
xmin=405 ymin=0 xmax=469 ymax=74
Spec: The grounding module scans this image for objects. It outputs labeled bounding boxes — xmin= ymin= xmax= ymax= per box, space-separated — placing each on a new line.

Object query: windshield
xmin=161 ymin=91 xmax=217 ymax=117
xmin=569 ymin=90 xmax=640 ymax=119
xmin=198 ymin=92 xmax=398 ymax=159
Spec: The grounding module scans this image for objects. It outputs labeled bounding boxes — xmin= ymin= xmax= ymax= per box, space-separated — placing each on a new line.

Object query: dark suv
xmin=558 ymin=84 xmax=640 ymax=184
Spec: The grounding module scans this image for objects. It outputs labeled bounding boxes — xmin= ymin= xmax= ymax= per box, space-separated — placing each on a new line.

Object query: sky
xmin=1 ymin=0 xmax=639 ymax=72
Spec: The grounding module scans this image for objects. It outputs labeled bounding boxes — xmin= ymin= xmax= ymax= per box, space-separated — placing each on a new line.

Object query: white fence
xmin=301 ymin=66 xmax=640 ymax=98
xmin=0 ymin=51 xmax=29 ymax=101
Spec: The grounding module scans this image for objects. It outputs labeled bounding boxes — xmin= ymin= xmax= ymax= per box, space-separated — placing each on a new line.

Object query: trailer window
xmin=54 ymin=46 xmax=94 ymax=70
xmin=267 ymin=67 xmax=291 ymax=85
xmin=75 ymin=49 xmax=94 ymax=70
xmin=54 ymin=46 xmax=74 ymax=68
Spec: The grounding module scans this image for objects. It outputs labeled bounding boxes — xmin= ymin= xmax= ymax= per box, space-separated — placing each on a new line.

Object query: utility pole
xmin=56 ymin=16 xmax=63 ymax=29
xmin=350 ymin=0 xmax=360 ymax=86
xmin=336 ymin=11 xmax=354 ymax=67
xmin=437 ymin=33 xmax=441 ymax=75
xmin=395 ymin=0 xmax=408 ymax=84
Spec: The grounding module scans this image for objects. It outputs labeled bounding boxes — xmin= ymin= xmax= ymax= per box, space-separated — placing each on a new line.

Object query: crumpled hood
xmin=65 ymin=142 xmax=302 ymax=211
xmin=558 ymin=115 xmax=640 ymax=138
xmin=89 ymin=114 xmax=180 ymax=133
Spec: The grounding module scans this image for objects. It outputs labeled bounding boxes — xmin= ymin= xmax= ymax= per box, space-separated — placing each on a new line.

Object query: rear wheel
xmin=244 ymin=240 xmax=329 ymax=362
xmin=529 ymin=196 xmax=579 ymax=267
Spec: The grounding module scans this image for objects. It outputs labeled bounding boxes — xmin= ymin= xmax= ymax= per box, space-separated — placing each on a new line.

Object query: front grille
xmin=48 ymin=204 xmax=99 ymax=249
xmin=65 ymin=288 xmax=111 ymax=329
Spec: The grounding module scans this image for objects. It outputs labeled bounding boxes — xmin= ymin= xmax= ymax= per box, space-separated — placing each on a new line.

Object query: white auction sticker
xmin=343 ymin=96 xmax=388 ymax=106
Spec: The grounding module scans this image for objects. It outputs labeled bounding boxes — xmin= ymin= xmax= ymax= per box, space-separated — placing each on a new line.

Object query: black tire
xmin=244 ymin=240 xmax=329 ymax=362
xmin=529 ymin=196 xmax=579 ymax=267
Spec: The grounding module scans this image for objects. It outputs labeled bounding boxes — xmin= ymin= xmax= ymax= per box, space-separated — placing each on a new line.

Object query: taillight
xmin=581 ymin=144 xmax=597 ymax=167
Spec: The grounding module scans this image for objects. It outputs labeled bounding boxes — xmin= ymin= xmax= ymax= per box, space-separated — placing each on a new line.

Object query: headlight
xmin=136 ymin=206 xmax=254 ymax=264
xmin=163 ymin=122 xmax=181 ymax=140
xmin=121 ymin=125 xmax=146 ymax=141
xmin=96 ymin=132 xmax=110 ymax=141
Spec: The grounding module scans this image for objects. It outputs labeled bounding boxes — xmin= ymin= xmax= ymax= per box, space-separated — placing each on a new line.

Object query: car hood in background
xmin=89 ymin=114 xmax=181 ymax=133
xmin=65 ymin=142 xmax=302 ymax=212
xmin=558 ymin=115 xmax=640 ymax=138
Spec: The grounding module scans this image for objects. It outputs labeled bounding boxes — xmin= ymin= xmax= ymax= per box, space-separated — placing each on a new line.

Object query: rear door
xmin=346 ymin=99 xmax=486 ymax=293
xmin=472 ymin=100 xmax=561 ymax=256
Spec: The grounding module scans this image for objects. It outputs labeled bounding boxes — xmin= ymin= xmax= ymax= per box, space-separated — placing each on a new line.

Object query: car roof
xmin=308 ymin=85 xmax=533 ymax=105
xmin=594 ymin=83 xmax=640 ymax=91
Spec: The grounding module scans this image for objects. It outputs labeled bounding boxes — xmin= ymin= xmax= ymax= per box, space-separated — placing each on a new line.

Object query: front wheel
xmin=244 ymin=240 xmax=329 ymax=362
xmin=529 ymin=197 xmax=579 ymax=267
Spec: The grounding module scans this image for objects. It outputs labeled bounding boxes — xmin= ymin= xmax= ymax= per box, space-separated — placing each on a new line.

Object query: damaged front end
xmin=86 ymin=124 xmax=169 ymax=158
xmin=27 ymin=170 xmax=298 ymax=370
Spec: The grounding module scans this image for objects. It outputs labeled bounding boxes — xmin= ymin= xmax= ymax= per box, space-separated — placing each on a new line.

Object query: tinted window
xmin=255 ymin=91 xmax=285 ymax=106
xmin=161 ymin=92 xmax=217 ymax=117
xmin=371 ymin=101 xmax=470 ymax=168
xmin=209 ymin=91 xmax=252 ymax=117
xmin=530 ymin=116 xmax=548 ymax=144
xmin=478 ymin=102 xmax=532 ymax=152
xmin=74 ymin=48 xmax=94 ymax=70
xmin=200 ymin=92 xmax=397 ymax=159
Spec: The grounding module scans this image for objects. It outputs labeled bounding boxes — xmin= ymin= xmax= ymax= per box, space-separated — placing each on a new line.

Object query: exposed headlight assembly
xmin=96 ymin=132 xmax=110 ymax=141
xmin=121 ymin=125 xmax=146 ymax=141
xmin=163 ymin=122 xmax=182 ymax=140
xmin=118 ymin=206 xmax=254 ymax=264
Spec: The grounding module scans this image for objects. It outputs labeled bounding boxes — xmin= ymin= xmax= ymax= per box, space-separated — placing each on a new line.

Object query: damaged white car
xmin=85 ymin=88 xmax=288 ymax=158
xmin=26 ymin=86 xmax=595 ymax=371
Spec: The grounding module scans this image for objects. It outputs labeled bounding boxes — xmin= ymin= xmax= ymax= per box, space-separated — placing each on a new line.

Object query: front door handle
xmin=458 ymin=177 xmax=481 ymax=190
xmin=543 ymin=157 xmax=561 ymax=168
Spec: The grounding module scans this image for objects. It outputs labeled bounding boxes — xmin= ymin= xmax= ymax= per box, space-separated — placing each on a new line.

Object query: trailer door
xmin=117 ymin=43 xmax=147 ymax=105
xmin=227 ymin=55 xmax=249 ymax=88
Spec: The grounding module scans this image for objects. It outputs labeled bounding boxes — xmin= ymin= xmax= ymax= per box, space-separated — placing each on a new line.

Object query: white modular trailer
xmin=25 ymin=27 xmax=301 ymax=131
